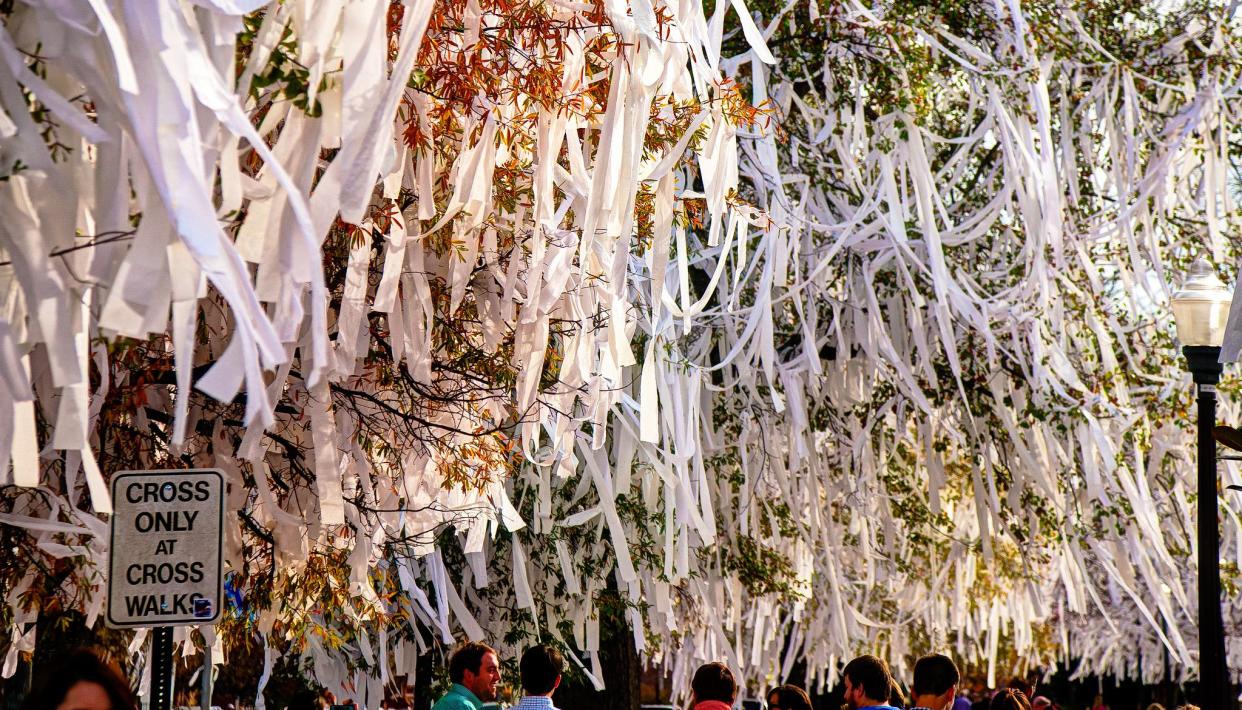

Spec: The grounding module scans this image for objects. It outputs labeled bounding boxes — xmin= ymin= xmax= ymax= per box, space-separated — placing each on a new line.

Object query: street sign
xmin=107 ymin=469 xmax=225 ymax=628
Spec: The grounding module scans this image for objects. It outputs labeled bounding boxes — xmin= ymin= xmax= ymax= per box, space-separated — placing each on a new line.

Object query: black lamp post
xmin=1172 ymin=256 xmax=1234 ymax=705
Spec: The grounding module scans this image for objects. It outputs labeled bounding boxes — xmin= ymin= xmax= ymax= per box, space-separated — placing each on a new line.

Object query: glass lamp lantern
xmin=1171 ymin=257 xmax=1233 ymax=348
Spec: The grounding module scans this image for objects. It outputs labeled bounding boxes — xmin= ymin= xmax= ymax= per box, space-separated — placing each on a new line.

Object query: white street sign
xmin=107 ymin=469 xmax=225 ymax=628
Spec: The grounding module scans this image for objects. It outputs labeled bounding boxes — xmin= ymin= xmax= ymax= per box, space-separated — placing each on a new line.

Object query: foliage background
xmin=0 ymin=0 xmax=1241 ymax=705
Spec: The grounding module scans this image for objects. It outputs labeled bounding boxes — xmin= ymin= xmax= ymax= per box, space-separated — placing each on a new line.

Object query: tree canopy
xmin=0 ymin=0 xmax=1240 ymax=704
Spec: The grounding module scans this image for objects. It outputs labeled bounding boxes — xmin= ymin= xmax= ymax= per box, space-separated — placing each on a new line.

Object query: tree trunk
xmin=555 ymin=602 xmax=641 ymax=710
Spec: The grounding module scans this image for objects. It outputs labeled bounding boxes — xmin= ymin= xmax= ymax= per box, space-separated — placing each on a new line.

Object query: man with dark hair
xmin=514 ymin=645 xmax=565 ymax=710
xmin=909 ymin=654 xmax=960 ymax=710
xmin=432 ymin=642 xmax=502 ymax=710
xmin=691 ymin=662 xmax=738 ymax=710
xmin=841 ymin=655 xmax=901 ymax=710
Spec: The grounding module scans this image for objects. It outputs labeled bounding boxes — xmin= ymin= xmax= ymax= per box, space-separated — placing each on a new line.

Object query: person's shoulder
xmin=434 ymin=692 xmax=473 ymax=710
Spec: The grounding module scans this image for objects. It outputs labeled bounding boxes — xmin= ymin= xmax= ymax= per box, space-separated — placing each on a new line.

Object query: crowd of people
xmin=9 ymin=643 xmax=1212 ymax=710
xmin=432 ymin=643 xmax=1206 ymax=710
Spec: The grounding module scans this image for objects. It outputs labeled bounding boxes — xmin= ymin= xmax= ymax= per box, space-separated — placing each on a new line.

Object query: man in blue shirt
xmin=512 ymin=645 xmax=564 ymax=710
xmin=432 ymin=642 xmax=503 ymax=710
xmin=908 ymin=654 xmax=960 ymax=710
xmin=842 ymin=655 xmax=902 ymax=710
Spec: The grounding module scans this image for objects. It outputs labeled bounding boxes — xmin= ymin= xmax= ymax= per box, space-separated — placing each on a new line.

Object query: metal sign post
xmin=151 ymin=627 xmax=173 ymax=710
xmin=200 ymin=645 xmax=214 ymax=710
xmin=107 ymin=469 xmax=225 ymax=710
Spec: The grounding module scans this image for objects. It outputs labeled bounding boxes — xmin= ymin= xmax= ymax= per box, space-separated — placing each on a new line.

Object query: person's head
xmin=1032 ymin=698 xmax=1053 ymax=710
xmin=842 ymin=655 xmax=892 ymax=709
xmin=519 ymin=645 xmax=564 ymax=697
xmin=1005 ymin=678 xmax=1032 ymax=698
xmin=20 ymin=648 xmax=137 ymax=710
xmin=1142 ymin=705 xmax=1164 ymax=710
xmin=692 ymin=662 xmax=737 ymax=704
xmin=911 ymin=654 xmax=959 ymax=709
xmin=448 ymin=642 xmax=501 ymax=702
xmin=766 ymin=685 xmax=812 ymax=710
xmin=990 ymin=690 xmax=1031 ymax=710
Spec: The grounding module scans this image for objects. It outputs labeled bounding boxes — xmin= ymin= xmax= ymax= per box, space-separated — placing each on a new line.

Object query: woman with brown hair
xmin=20 ymin=648 xmax=137 ymax=710
xmin=989 ymin=690 xmax=1031 ymax=710
xmin=767 ymin=685 xmax=813 ymax=710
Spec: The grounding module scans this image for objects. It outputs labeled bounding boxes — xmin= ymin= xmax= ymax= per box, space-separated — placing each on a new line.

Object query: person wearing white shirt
xmin=512 ymin=645 xmax=564 ymax=710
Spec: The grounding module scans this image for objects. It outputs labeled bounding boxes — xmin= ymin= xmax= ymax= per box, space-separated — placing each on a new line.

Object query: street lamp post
xmin=1172 ymin=256 xmax=1234 ymax=705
